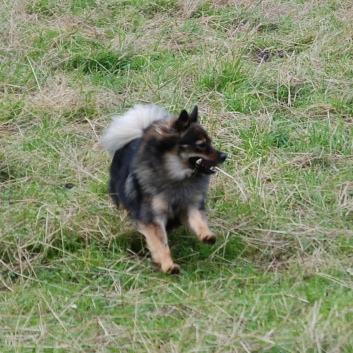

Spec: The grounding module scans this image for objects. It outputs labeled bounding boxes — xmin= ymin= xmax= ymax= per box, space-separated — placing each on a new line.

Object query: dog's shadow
xmin=113 ymin=227 xmax=244 ymax=274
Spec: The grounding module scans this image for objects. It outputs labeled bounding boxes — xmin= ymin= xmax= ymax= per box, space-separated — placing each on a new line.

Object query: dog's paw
xmin=200 ymin=234 xmax=216 ymax=245
xmin=162 ymin=263 xmax=181 ymax=275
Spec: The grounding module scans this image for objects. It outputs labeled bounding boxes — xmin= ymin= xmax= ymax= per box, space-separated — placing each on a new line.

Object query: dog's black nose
xmin=219 ymin=153 xmax=227 ymax=162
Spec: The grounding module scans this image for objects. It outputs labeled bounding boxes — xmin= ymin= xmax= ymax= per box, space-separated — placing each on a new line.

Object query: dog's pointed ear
xmin=189 ymin=105 xmax=198 ymax=123
xmin=173 ymin=109 xmax=191 ymax=132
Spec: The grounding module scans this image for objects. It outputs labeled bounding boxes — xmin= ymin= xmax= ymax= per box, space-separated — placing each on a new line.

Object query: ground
xmin=1 ymin=0 xmax=353 ymax=352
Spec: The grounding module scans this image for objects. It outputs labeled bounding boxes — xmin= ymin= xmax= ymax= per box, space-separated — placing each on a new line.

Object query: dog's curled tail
xmin=101 ymin=104 xmax=171 ymax=157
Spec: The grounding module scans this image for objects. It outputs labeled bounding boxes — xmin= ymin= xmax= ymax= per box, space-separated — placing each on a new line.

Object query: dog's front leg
xmin=187 ymin=208 xmax=216 ymax=245
xmin=138 ymin=222 xmax=180 ymax=274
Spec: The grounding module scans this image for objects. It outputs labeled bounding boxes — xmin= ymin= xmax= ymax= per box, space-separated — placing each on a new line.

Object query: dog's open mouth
xmin=189 ymin=157 xmax=217 ymax=174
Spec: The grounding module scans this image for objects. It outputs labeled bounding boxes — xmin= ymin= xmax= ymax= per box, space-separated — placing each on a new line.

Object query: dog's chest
xmin=163 ymin=178 xmax=208 ymax=210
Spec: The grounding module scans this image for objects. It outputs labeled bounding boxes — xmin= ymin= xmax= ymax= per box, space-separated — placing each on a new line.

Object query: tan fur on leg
xmin=187 ymin=208 xmax=216 ymax=244
xmin=138 ymin=222 xmax=180 ymax=274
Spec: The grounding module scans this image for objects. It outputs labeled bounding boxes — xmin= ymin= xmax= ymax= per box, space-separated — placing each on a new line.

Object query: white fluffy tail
xmin=101 ymin=104 xmax=171 ymax=157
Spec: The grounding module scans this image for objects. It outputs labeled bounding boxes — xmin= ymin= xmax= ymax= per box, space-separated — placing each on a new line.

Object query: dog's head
xmin=171 ymin=106 xmax=227 ymax=175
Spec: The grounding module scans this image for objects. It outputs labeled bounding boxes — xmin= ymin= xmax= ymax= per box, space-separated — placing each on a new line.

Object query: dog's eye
xmin=195 ymin=142 xmax=206 ymax=150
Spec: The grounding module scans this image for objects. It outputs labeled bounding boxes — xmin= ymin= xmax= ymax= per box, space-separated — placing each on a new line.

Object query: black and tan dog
xmin=102 ymin=105 xmax=227 ymax=273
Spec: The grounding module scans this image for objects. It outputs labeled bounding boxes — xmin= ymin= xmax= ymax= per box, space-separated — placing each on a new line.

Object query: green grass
xmin=1 ymin=0 xmax=353 ymax=351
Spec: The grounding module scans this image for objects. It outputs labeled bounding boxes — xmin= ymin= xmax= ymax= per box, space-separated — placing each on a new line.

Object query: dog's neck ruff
xmin=164 ymin=154 xmax=194 ymax=180
xmin=164 ymin=155 xmax=215 ymax=180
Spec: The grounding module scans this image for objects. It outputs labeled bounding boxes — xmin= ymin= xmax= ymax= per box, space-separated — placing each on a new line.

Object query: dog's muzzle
xmin=189 ymin=153 xmax=227 ymax=175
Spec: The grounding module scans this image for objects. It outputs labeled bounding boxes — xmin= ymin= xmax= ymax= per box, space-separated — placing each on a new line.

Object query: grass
xmin=1 ymin=0 xmax=353 ymax=351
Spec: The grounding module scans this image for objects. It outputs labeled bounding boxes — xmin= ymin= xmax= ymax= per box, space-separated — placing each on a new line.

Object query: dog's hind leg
xmin=109 ymin=180 xmax=120 ymax=208
xmin=187 ymin=208 xmax=216 ymax=245
xmin=138 ymin=222 xmax=180 ymax=274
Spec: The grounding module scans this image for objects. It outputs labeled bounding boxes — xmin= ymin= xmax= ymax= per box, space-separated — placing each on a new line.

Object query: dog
xmin=101 ymin=104 xmax=227 ymax=274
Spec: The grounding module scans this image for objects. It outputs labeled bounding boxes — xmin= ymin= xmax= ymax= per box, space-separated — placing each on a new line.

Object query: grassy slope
xmin=1 ymin=0 xmax=353 ymax=352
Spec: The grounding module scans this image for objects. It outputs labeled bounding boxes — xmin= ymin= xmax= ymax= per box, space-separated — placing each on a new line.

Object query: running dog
xmin=102 ymin=104 xmax=227 ymax=273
